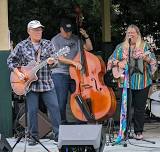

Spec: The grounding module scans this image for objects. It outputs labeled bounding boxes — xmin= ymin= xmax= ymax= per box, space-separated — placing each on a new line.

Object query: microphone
xmin=128 ymin=38 xmax=131 ymax=45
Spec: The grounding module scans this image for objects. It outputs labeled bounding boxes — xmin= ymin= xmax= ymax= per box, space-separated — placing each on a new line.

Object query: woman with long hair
xmin=107 ymin=24 xmax=157 ymax=140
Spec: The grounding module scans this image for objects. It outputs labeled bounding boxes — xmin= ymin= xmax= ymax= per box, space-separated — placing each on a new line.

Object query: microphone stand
xmin=124 ymin=38 xmax=155 ymax=146
xmin=12 ymin=95 xmax=51 ymax=152
xmin=122 ymin=38 xmax=132 ymax=147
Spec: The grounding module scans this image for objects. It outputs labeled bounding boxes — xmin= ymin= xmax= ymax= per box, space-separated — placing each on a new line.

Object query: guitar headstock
xmin=54 ymin=46 xmax=70 ymax=58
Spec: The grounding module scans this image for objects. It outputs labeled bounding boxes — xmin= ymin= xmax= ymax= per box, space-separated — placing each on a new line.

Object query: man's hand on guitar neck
xmin=47 ymin=57 xmax=59 ymax=68
xmin=13 ymin=68 xmax=25 ymax=80
xmin=47 ymin=57 xmax=57 ymax=65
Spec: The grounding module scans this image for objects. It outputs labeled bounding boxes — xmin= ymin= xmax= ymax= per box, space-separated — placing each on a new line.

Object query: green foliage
xmin=9 ymin=0 xmax=101 ymax=50
xmin=9 ymin=0 xmax=160 ymax=49
xmin=111 ymin=0 xmax=160 ymax=46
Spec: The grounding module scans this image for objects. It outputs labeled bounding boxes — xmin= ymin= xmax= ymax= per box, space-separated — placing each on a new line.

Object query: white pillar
xmin=101 ymin=0 xmax=111 ymax=42
xmin=0 ymin=0 xmax=9 ymax=50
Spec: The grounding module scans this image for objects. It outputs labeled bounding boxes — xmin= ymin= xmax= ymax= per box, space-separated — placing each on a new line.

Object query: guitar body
xmin=10 ymin=63 xmax=38 ymax=95
xmin=112 ymin=66 xmax=124 ymax=79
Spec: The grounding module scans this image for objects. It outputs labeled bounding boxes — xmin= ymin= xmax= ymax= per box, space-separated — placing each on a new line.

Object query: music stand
xmin=124 ymin=39 xmax=155 ymax=146
xmin=12 ymin=95 xmax=51 ymax=152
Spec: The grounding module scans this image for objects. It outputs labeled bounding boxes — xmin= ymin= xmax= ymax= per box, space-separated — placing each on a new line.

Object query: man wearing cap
xmin=51 ymin=18 xmax=93 ymax=124
xmin=7 ymin=20 xmax=61 ymax=145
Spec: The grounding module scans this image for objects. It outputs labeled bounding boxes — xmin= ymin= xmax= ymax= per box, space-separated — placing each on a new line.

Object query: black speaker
xmin=0 ymin=134 xmax=12 ymax=152
xmin=58 ymin=124 xmax=105 ymax=152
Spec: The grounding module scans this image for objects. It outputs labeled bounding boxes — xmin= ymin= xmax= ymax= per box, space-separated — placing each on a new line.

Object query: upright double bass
xmin=69 ymin=4 xmax=116 ymax=122
xmin=69 ymin=41 xmax=116 ymax=122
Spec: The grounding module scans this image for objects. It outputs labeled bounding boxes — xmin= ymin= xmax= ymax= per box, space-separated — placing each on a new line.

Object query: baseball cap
xmin=60 ymin=19 xmax=73 ymax=32
xmin=27 ymin=20 xmax=44 ymax=29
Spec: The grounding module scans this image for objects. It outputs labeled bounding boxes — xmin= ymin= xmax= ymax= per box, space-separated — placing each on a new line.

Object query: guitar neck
xmin=33 ymin=60 xmax=48 ymax=73
xmin=32 ymin=46 xmax=70 ymax=73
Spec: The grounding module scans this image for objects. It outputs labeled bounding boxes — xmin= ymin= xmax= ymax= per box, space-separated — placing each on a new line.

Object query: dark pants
xmin=120 ymin=86 xmax=150 ymax=134
xmin=26 ymin=89 xmax=61 ymax=139
xmin=52 ymin=73 xmax=71 ymax=123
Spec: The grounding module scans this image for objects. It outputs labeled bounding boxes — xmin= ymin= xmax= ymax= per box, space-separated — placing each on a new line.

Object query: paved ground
xmin=7 ymin=122 xmax=160 ymax=152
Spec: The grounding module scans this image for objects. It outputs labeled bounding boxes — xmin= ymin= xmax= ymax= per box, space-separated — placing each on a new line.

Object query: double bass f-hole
xmin=91 ymin=78 xmax=100 ymax=91
xmin=80 ymin=78 xmax=102 ymax=91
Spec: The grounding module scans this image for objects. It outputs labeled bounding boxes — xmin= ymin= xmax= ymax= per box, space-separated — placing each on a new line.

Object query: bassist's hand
xmin=80 ymin=28 xmax=89 ymax=39
xmin=73 ymin=62 xmax=82 ymax=70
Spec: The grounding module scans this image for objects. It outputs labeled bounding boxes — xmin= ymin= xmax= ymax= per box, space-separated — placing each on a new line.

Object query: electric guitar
xmin=10 ymin=46 xmax=70 ymax=95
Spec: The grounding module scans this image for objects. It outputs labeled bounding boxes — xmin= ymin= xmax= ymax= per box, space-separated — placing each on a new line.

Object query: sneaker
xmin=28 ymin=137 xmax=39 ymax=146
xmin=46 ymin=131 xmax=54 ymax=140
xmin=53 ymin=137 xmax=58 ymax=145
xmin=135 ymin=132 xmax=143 ymax=140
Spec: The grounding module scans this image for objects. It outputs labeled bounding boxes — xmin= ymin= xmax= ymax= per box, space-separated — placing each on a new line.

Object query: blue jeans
xmin=26 ymin=89 xmax=61 ymax=138
xmin=52 ymin=73 xmax=71 ymax=123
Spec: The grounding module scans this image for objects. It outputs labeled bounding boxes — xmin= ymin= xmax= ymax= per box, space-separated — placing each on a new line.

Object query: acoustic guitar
xmin=10 ymin=46 xmax=70 ymax=96
xmin=112 ymin=50 xmax=151 ymax=79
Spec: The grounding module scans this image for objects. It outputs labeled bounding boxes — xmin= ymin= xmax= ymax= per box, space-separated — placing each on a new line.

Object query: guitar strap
xmin=130 ymin=42 xmax=145 ymax=75
xmin=36 ymin=47 xmax=41 ymax=63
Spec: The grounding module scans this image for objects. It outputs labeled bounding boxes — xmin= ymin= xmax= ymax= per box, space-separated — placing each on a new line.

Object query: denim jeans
xmin=52 ymin=73 xmax=71 ymax=123
xmin=26 ymin=89 xmax=61 ymax=138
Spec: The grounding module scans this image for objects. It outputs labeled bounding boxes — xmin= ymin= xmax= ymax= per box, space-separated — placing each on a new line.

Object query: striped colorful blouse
xmin=107 ymin=42 xmax=157 ymax=90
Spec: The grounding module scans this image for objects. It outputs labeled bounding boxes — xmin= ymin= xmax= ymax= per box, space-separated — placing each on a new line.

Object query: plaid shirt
xmin=7 ymin=37 xmax=55 ymax=92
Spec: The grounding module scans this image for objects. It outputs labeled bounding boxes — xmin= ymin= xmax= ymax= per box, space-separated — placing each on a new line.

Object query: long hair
xmin=122 ymin=24 xmax=144 ymax=49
